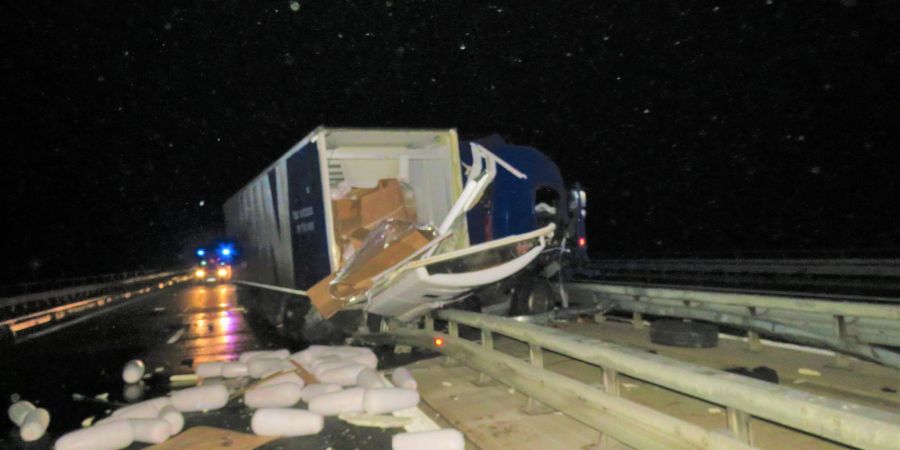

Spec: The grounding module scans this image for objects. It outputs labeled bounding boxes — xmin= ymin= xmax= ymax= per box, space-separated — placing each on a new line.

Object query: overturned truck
xmin=224 ymin=128 xmax=587 ymax=342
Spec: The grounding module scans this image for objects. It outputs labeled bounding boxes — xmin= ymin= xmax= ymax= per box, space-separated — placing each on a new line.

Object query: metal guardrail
xmin=359 ymin=310 xmax=900 ymax=450
xmin=0 ymin=271 xmax=181 ymax=319
xmin=0 ymin=269 xmax=163 ymax=298
xmin=0 ymin=272 xmax=191 ymax=343
xmin=567 ymin=282 xmax=900 ymax=369
xmin=590 ymin=258 xmax=900 ymax=277
xmin=584 ymin=258 xmax=900 ymax=295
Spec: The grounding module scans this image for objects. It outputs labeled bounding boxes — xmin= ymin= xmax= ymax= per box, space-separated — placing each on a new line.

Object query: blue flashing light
xmin=217 ymin=243 xmax=235 ymax=260
xmin=196 ymin=249 xmax=206 ymax=257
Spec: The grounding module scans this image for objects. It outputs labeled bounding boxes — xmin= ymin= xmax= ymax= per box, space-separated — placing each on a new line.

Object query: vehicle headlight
xmin=217 ymin=268 xmax=228 ymax=277
xmin=195 ymin=269 xmax=206 ymax=278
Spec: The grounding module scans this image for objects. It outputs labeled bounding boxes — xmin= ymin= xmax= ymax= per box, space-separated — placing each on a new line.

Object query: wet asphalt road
xmin=0 ymin=282 xmax=415 ymax=449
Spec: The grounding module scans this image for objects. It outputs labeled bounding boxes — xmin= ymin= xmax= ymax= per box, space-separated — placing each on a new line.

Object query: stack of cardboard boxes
xmin=310 ymin=179 xmax=431 ymax=318
xmin=331 ymin=179 xmax=417 ymax=256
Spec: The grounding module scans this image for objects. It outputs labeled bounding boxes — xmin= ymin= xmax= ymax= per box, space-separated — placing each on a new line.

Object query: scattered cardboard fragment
xmin=339 ymin=412 xmax=412 ymax=428
xmin=147 ymin=426 xmax=275 ymax=450
xmin=797 ymin=368 xmax=822 ymax=377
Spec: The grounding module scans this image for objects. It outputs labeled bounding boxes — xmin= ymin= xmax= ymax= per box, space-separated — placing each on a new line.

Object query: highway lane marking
xmin=166 ymin=326 xmax=187 ymax=344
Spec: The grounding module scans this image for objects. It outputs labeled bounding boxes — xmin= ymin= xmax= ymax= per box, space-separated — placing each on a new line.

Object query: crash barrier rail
xmin=0 ymin=269 xmax=163 ymax=298
xmin=584 ymin=258 xmax=900 ymax=295
xmin=0 ymin=271 xmax=181 ymax=319
xmin=567 ymin=282 xmax=900 ymax=370
xmin=359 ymin=310 xmax=900 ymax=450
xmin=0 ymin=272 xmax=191 ymax=343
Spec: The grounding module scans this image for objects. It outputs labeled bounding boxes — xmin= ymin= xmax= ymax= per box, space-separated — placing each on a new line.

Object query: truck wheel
xmin=649 ymin=320 xmax=719 ymax=348
xmin=510 ymin=278 xmax=556 ymax=316
xmin=281 ymin=300 xmax=309 ymax=342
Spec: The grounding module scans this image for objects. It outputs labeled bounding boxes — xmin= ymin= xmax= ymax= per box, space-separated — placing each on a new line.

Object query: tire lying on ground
xmin=649 ymin=320 xmax=719 ymax=348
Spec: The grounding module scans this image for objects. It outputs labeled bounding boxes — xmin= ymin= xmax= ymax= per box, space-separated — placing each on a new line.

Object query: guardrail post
xmin=603 ymin=367 xmax=620 ymax=397
xmin=832 ymin=315 xmax=852 ymax=368
xmin=442 ymin=321 xmax=462 ymax=367
xmin=726 ymin=407 xmax=753 ymax=445
xmin=747 ymin=307 xmax=762 ymax=352
xmin=521 ymin=343 xmax=554 ymax=415
xmin=474 ymin=329 xmax=496 ymax=386
xmin=631 ymin=296 xmax=644 ymax=330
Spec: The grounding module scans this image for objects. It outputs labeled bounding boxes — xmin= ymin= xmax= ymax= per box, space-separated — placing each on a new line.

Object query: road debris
xmin=392 ymin=428 xmax=465 ymax=450
xmin=244 ymin=383 xmax=303 ymax=408
xmin=364 ymin=388 xmax=420 ymax=414
xmin=391 ymin=367 xmax=417 ymax=390
xmin=171 ymin=384 xmax=229 ymax=412
xmin=339 ymin=412 xmax=412 ymax=428
xmin=19 ymin=406 xmax=50 ymax=441
xmin=122 ymin=359 xmax=146 ymax=384
xmin=8 ymin=400 xmax=35 ymax=426
xmin=51 ymin=344 xmax=425 ymax=448
xmin=251 ymin=408 xmax=324 ymax=436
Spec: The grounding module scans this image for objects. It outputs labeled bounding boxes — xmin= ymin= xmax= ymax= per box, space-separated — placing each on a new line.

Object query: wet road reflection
xmin=0 ymin=282 xmax=286 ymax=447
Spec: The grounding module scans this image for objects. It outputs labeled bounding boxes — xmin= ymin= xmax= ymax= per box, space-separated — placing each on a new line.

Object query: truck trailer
xmin=224 ymin=127 xmax=586 ymax=342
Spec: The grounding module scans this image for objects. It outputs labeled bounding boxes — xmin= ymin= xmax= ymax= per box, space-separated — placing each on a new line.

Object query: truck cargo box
xmin=225 ymin=128 xmax=468 ymax=288
xmin=225 ymin=127 xmax=557 ymax=340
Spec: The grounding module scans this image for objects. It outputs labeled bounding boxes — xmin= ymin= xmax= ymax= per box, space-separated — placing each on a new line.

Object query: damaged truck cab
xmin=225 ymin=128 xmax=585 ymax=342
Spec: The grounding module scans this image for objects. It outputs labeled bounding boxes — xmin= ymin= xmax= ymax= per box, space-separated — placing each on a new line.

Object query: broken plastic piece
xmin=122 ymin=360 xmax=145 ymax=384
xmin=20 ymin=408 xmax=50 ymax=442
xmin=171 ymin=384 xmax=228 ymax=412
xmin=221 ymin=362 xmax=249 ymax=378
xmin=356 ymin=368 xmax=386 ymax=389
xmin=300 ymin=383 xmax=342 ymax=403
xmin=195 ymin=362 xmax=224 ymax=378
xmin=244 ymin=382 xmax=303 ymax=408
xmin=363 ymin=388 xmax=419 ymax=414
xmin=308 ymin=387 xmax=365 ymax=416
xmin=8 ymin=400 xmax=35 ymax=426
xmin=391 ymin=367 xmax=417 ymax=390
xmin=129 ymin=418 xmax=171 ymax=444
xmin=392 ymin=429 xmax=465 ymax=450
xmin=158 ymin=405 xmax=184 ymax=435
xmin=55 ymin=420 xmax=135 ymax=450
xmin=250 ymin=408 xmax=324 ymax=437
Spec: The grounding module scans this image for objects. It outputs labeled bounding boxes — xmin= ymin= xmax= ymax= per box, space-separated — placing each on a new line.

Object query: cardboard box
xmin=347 ymin=228 xmax=369 ymax=251
xmin=332 ymin=198 xmax=357 ymax=221
xmin=358 ymin=179 xmax=415 ymax=229
xmin=308 ymin=273 xmax=342 ymax=319
xmin=309 ymin=227 xmax=431 ymax=319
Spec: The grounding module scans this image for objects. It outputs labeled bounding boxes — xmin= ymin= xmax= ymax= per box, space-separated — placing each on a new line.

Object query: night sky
xmin=2 ymin=1 xmax=899 ymax=284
